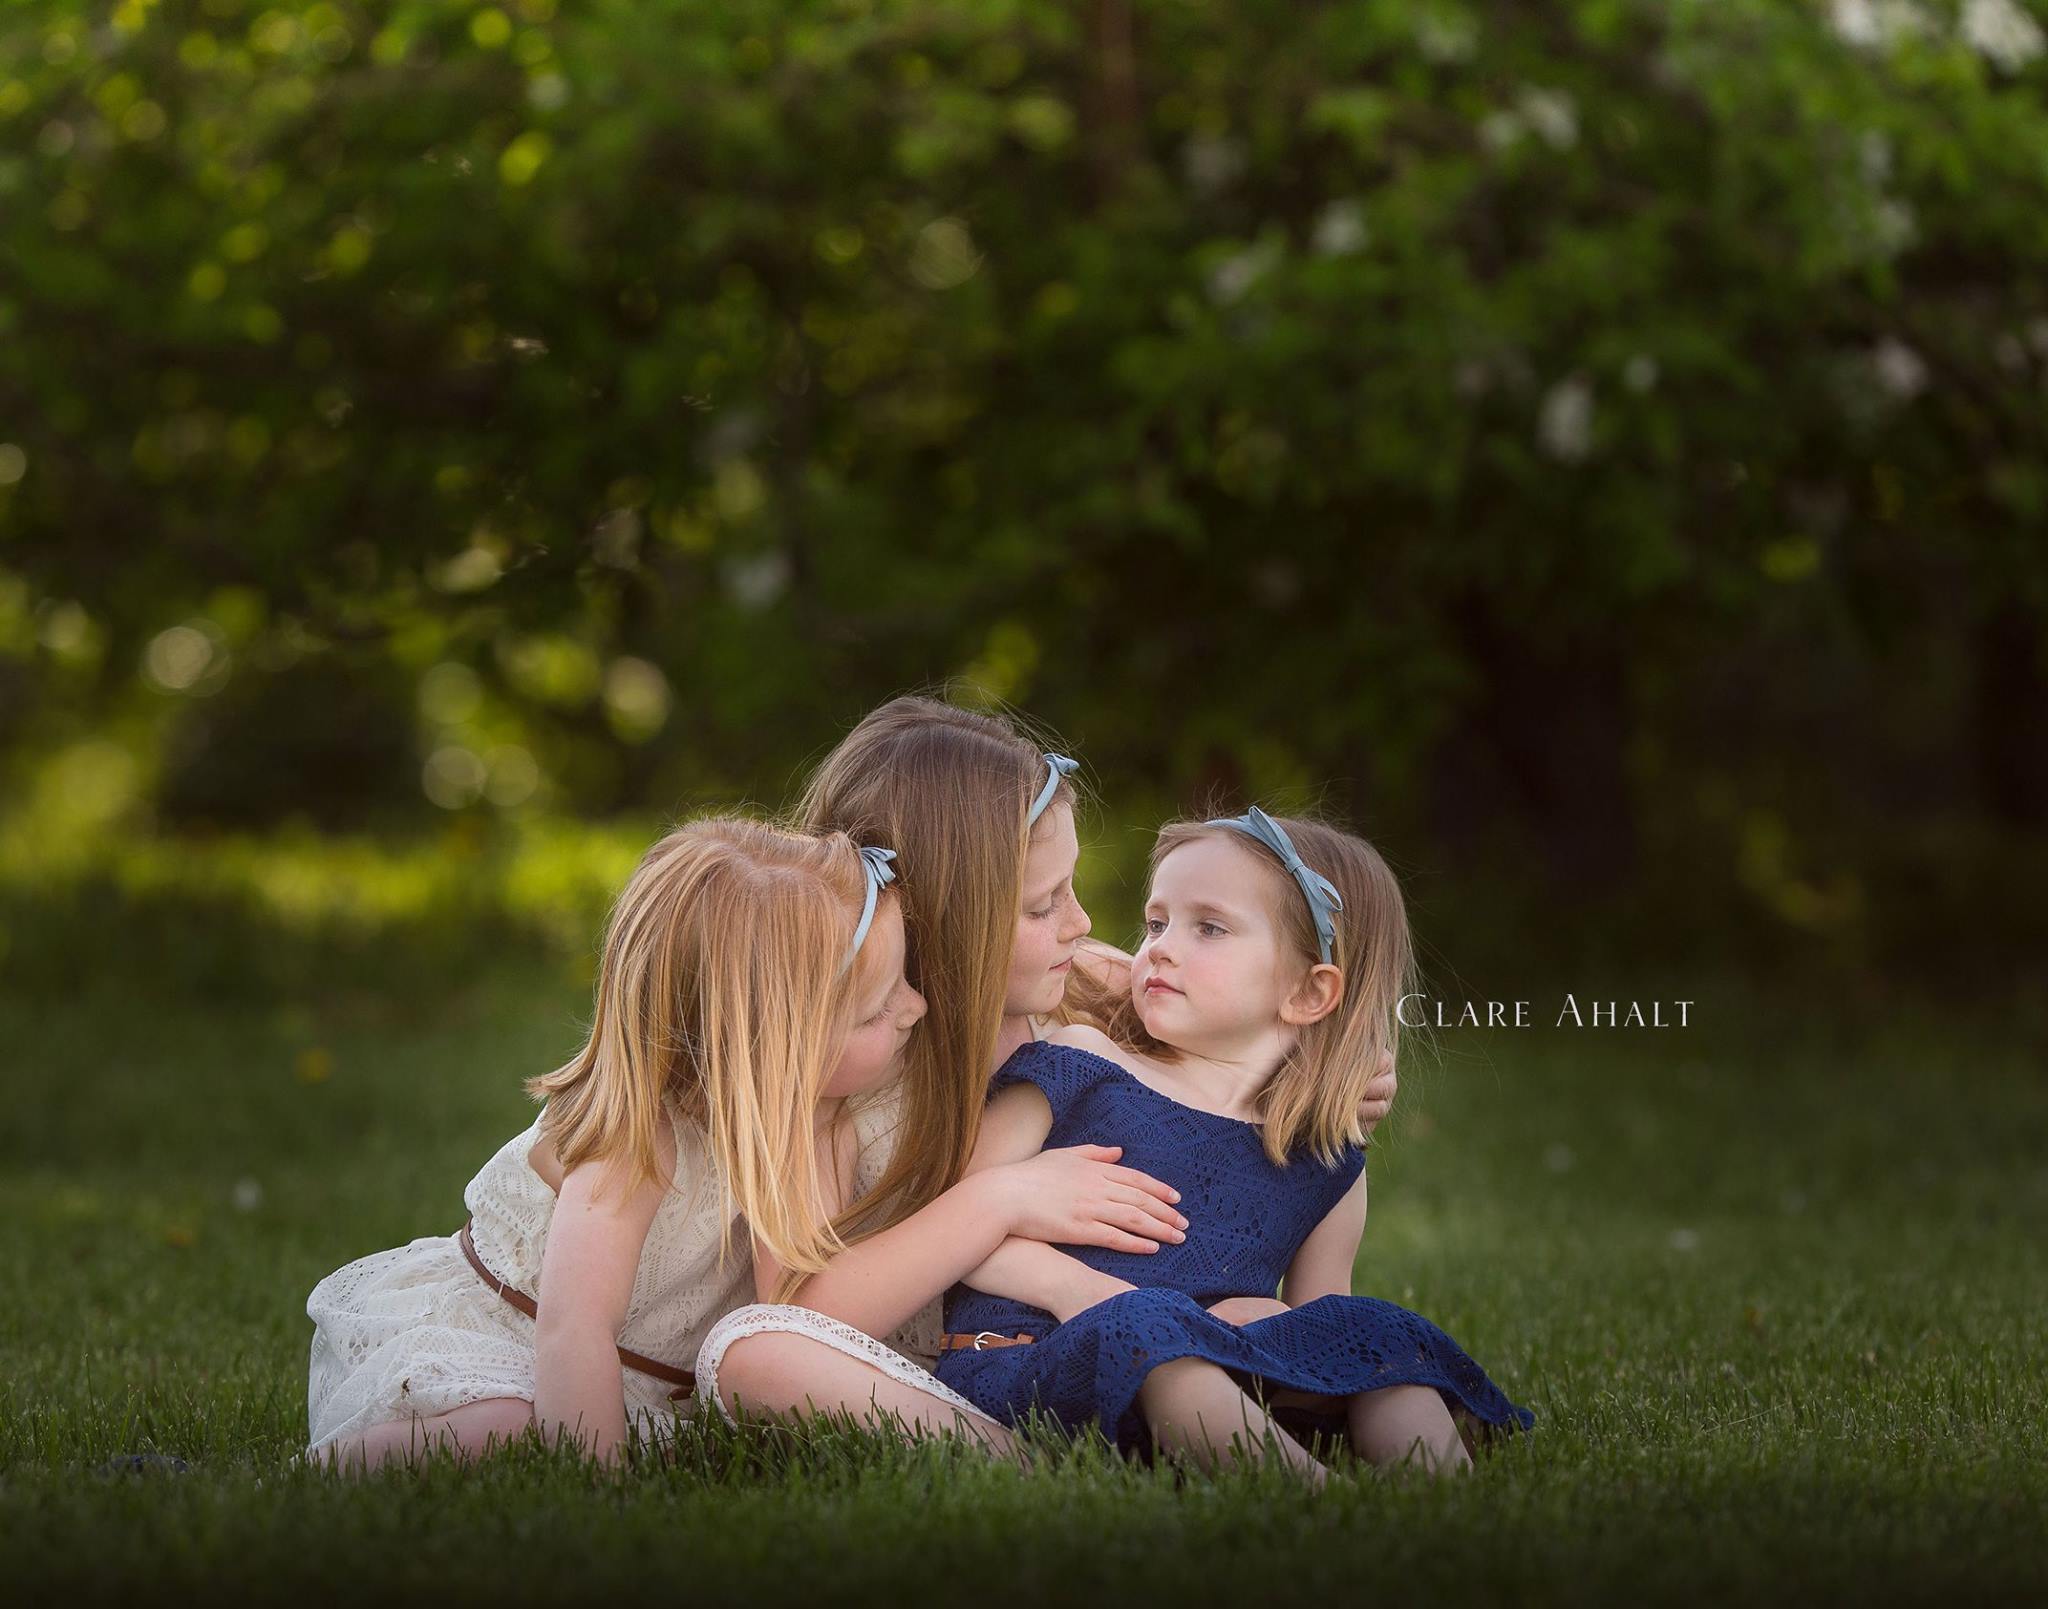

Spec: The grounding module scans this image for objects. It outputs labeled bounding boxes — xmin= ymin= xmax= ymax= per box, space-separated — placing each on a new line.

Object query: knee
xmin=705 ymin=1323 xmax=825 ymax=1419
xmin=1138 ymin=1355 xmax=1232 ymax=1405
xmin=718 ymin=1331 xmax=815 ymax=1392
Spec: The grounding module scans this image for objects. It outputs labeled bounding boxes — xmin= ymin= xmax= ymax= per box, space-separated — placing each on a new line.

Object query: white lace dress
xmin=306 ymin=1103 xmax=753 ymax=1456
xmin=695 ymin=1078 xmax=998 ymax=1429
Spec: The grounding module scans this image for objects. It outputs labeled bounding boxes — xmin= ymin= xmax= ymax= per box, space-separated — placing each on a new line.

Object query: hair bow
xmin=843 ymin=844 xmax=899 ymax=973
xmin=1206 ymin=806 xmax=1343 ymax=964
xmin=1027 ymin=753 xmax=1081 ymax=827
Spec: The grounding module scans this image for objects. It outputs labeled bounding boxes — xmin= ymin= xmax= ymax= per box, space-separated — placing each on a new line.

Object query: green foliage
xmin=3 ymin=0 xmax=2046 ymax=966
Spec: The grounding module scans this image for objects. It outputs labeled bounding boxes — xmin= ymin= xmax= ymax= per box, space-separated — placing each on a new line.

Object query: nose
xmin=1059 ymin=894 xmax=1092 ymax=945
xmin=899 ymin=985 xmax=928 ymax=1028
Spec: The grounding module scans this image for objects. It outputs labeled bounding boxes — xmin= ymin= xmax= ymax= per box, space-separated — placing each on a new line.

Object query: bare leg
xmin=1139 ymin=1359 xmax=1327 ymax=1484
xmin=714 ymin=1332 xmax=1020 ymax=1461
xmin=315 ymin=1396 xmax=537 ymax=1474
xmin=1345 ymin=1383 xmax=1471 ymax=1477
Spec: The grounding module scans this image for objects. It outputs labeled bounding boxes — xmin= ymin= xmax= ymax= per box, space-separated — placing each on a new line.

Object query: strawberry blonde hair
xmin=797 ymin=693 xmax=1081 ymax=1239
xmin=524 ymin=814 xmax=881 ymax=1280
xmin=1076 ymin=812 xmax=1414 ymax=1167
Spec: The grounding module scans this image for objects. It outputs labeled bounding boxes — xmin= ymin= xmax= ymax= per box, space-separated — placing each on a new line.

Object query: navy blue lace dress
xmin=936 ymin=1041 xmax=1534 ymax=1453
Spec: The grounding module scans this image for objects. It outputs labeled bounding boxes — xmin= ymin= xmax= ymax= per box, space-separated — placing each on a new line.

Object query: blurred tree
xmin=1 ymin=0 xmax=2043 ymax=968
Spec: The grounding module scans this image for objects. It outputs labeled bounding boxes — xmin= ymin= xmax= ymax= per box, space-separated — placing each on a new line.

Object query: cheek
xmin=1184 ymin=948 xmax=1241 ymax=1000
xmin=830 ymin=1027 xmax=884 ymax=1084
xmin=1009 ymin=919 xmax=1051 ymax=974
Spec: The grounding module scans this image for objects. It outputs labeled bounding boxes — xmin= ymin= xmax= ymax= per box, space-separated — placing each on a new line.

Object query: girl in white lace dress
xmin=308 ymin=804 xmax=1191 ymax=1467
xmin=305 ymin=817 xmax=924 ymax=1468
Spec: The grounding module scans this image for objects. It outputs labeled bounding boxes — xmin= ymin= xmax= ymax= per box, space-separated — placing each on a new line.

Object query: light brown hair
xmin=797 ymin=693 xmax=1081 ymax=1239
xmin=1077 ymin=811 xmax=1414 ymax=1166
xmin=524 ymin=815 xmax=873 ymax=1279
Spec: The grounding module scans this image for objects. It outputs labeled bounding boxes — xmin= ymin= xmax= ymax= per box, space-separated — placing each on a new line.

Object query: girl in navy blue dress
xmin=934 ymin=808 xmax=1533 ymax=1479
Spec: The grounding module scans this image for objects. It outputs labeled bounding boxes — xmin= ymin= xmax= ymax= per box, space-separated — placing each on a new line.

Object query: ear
xmin=1279 ymin=962 xmax=1344 ymax=1027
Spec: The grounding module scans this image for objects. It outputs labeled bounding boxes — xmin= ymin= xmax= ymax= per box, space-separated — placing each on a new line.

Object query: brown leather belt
xmin=938 ymin=1331 xmax=1038 ymax=1352
xmin=459 ymin=1217 xmax=695 ymax=1400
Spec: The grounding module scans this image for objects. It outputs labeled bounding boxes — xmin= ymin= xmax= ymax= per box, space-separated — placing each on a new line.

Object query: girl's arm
xmin=531 ymin=1154 xmax=668 ymax=1463
xmin=953 ymin=1083 xmax=1151 ymax=1320
xmin=961 ymin=1236 xmax=1135 ymax=1322
xmin=1278 ymin=1170 xmax=1368 ymax=1307
xmin=758 ymin=1084 xmax=1182 ymax=1338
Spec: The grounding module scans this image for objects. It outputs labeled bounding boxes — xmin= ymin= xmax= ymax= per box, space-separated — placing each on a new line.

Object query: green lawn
xmin=3 ymin=931 xmax=2043 ymax=1605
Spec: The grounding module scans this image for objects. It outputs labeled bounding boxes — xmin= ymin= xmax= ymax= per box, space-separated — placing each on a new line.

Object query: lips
xmin=1143 ymin=979 xmax=1181 ymax=997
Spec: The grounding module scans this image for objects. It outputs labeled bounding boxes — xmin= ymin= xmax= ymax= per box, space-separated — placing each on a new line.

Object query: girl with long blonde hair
xmin=303 ymin=808 xmax=1183 ymax=1468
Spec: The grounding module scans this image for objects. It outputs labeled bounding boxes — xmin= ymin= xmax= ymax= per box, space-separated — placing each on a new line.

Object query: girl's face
xmin=822 ymin=894 xmax=926 ymax=1100
xmin=1004 ymin=800 xmax=1092 ymax=1018
xmin=1131 ymin=835 xmax=1304 ymax=1053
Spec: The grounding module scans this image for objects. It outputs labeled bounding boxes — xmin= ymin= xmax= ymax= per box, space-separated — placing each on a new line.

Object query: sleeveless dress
xmin=305 ymin=1102 xmax=754 ymax=1456
xmin=935 ymin=1041 xmax=1535 ymax=1453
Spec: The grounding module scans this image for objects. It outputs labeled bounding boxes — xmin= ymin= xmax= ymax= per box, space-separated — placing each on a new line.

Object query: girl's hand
xmin=1357 ymin=1048 xmax=1398 ymax=1136
xmin=1207 ymin=1296 xmax=1291 ymax=1326
xmin=995 ymin=1145 xmax=1187 ymax=1255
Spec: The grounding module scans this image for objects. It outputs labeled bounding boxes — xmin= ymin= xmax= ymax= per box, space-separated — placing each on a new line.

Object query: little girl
xmin=305 ymin=813 xmax=1180 ymax=1468
xmin=934 ymin=807 xmax=1534 ymax=1478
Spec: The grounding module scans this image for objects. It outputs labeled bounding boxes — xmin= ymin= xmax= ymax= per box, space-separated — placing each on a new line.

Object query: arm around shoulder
xmin=756 ymin=1086 xmax=1056 ymax=1335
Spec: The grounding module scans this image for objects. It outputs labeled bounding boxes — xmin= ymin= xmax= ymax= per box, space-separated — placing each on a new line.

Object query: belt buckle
xmin=972 ymin=1331 xmax=1002 ymax=1352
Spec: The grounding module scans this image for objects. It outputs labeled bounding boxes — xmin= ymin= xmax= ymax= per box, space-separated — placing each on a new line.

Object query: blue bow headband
xmin=842 ymin=845 xmax=898 ymax=973
xmin=1027 ymin=753 xmax=1080 ymax=827
xmin=1206 ymin=806 xmax=1343 ymax=965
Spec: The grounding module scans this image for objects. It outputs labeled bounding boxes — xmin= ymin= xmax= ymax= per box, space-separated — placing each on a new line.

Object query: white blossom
xmin=1871 ymin=337 xmax=1929 ymax=399
xmin=1206 ymin=236 xmax=1282 ymax=305
xmin=1829 ymin=0 xmax=1935 ymax=48
xmin=1961 ymin=0 xmax=2046 ymax=70
xmin=1517 ymin=87 xmax=1579 ymax=151
xmin=1183 ymin=134 xmax=1246 ymax=196
xmin=1538 ymin=374 xmax=1594 ymax=462
xmin=1478 ymin=110 xmax=1523 ymax=152
xmin=1310 ymin=199 xmax=1369 ymax=257
xmin=1414 ymin=12 xmax=1477 ymax=64
xmin=725 ymin=551 xmax=791 ymax=609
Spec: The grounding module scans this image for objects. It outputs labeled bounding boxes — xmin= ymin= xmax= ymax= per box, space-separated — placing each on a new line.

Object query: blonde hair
xmin=524 ymin=815 xmax=875 ymax=1281
xmin=1076 ymin=811 xmax=1414 ymax=1167
xmin=797 ymin=693 xmax=1081 ymax=1239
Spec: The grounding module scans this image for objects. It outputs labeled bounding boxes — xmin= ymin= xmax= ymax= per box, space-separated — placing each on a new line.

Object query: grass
xmin=2 ymin=920 xmax=2043 ymax=1605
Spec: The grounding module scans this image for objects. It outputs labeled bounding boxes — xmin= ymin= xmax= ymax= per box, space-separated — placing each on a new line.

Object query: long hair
xmin=1075 ymin=812 xmax=1414 ymax=1167
xmin=524 ymin=815 xmax=871 ymax=1280
xmin=796 ymin=692 xmax=1081 ymax=1239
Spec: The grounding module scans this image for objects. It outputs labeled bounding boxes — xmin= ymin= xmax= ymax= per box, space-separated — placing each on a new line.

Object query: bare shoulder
xmin=537 ymin=1106 xmax=680 ymax=1223
xmin=1043 ymin=1021 xmax=1133 ymax=1068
